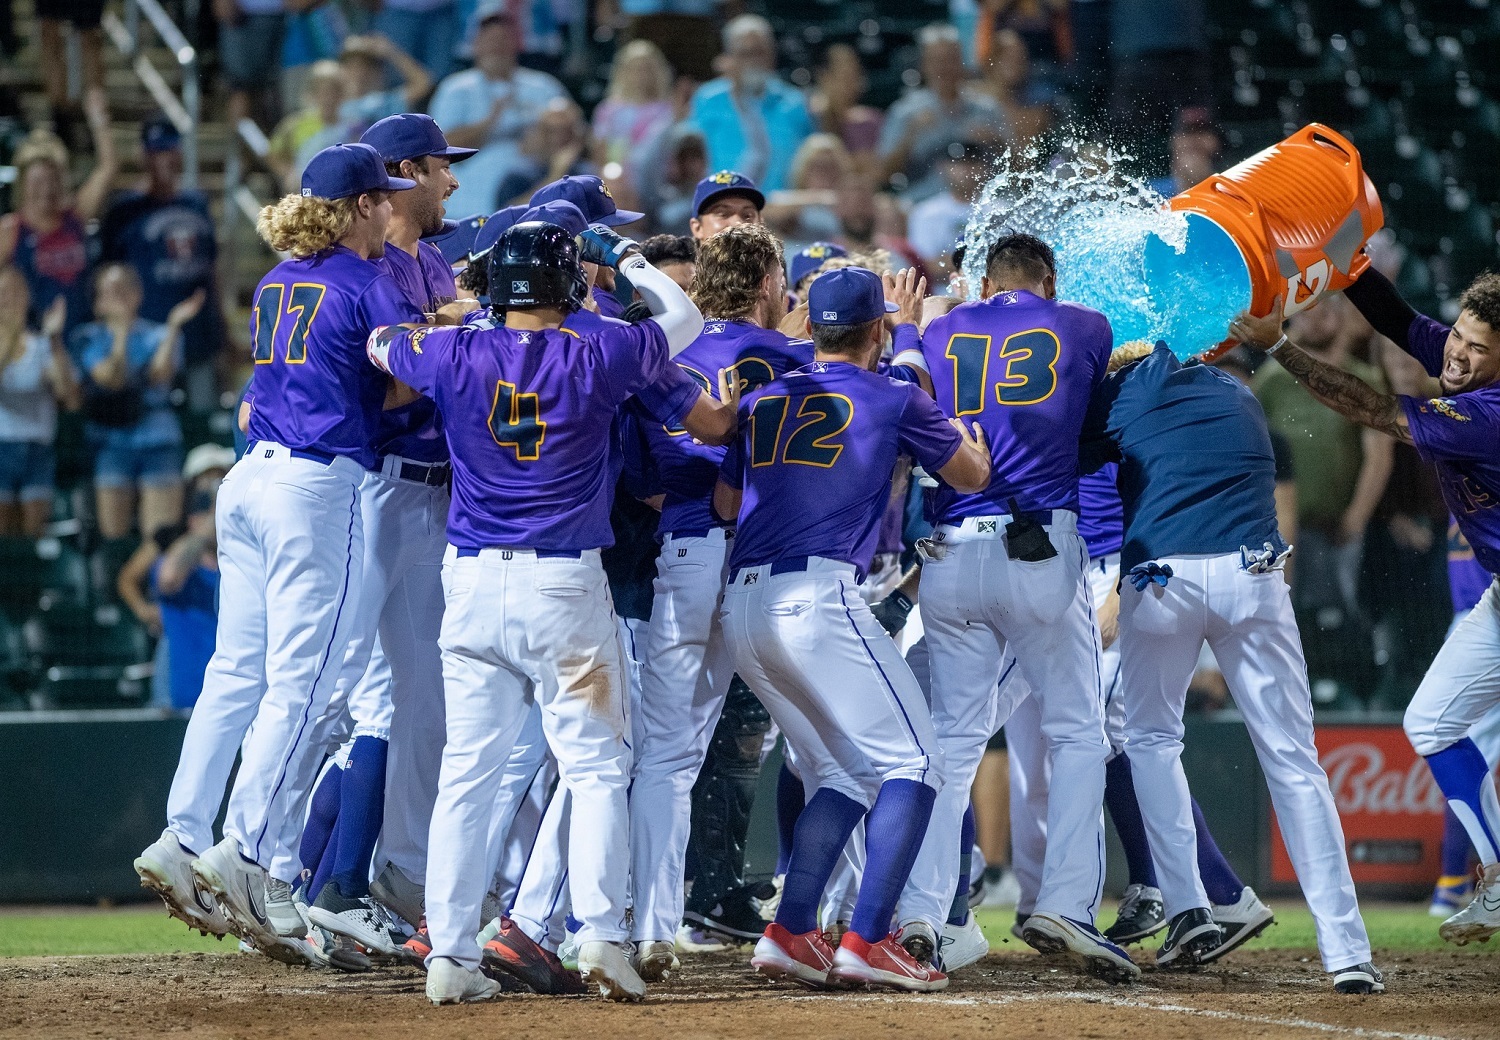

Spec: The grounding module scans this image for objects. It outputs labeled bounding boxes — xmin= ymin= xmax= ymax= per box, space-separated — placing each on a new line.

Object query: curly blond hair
xmin=1108 ymin=340 xmax=1155 ymax=373
xmin=11 ymin=130 xmax=70 ymax=208
xmin=256 ymin=194 xmax=358 ymax=257
xmin=691 ymin=223 xmax=784 ymax=321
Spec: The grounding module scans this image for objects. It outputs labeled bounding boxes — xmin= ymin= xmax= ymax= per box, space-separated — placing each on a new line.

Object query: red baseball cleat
xmin=482 ymin=917 xmax=586 ymax=994
xmin=828 ymin=931 xmax=950 ymax=992
xmin=750 ymin=923 xmax=836 ymax=989
xmin=401 ymin=918 xmax=432 ymax=971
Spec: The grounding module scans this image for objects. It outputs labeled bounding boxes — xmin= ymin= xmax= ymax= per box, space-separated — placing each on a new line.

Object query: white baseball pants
xmin=1405 ymin=580 xmax=1500 ymax=757
xmin=900 ymin=512 xmax=1108 ymax=932
xmin=628 ymin=530 xmax=735 ymax=943
xmin=1120 ymin=551 xmax=1371 ymax=970
xmin=167 ymin=444 xmax=366 ymax=878
xmin=425 ymin=547 xmax=632 ymax=970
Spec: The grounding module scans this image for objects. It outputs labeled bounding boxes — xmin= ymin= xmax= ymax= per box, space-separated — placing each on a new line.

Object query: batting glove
xmin=579 ymin=223 xmax=639 ymax=269
xmin=1126 ymin=561 xmax=1173 ymax=591
xmin=1239 ymin=542 xmax=1293 ymax=574
xmin=871 ymin=588 xmax=915 ymax=636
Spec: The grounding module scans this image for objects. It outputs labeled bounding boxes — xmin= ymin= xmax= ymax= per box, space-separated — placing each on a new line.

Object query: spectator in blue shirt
xmin=687 ymin=14 xmax=813 ymax=193
xmin=150 ymin=483 xmax=221 ymax=709
xmin=100 ymin=117 xmax=226 ymax=413
xmin=70 ymin=264 xmax=203 ymax=540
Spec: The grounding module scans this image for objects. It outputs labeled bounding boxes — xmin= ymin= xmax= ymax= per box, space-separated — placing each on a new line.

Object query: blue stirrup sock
xmin=852 ymin=779 xmax=938 ymax=944
xmin=775 ymin=760 xmax=804 ymax=877
xmin=324 ymin=735 xmax=390 ymax=899
xmin=947 ymin=802 xmax=978 ymax=926
xmin=1105 ymin=753 xmax=1159 ymax=889
xmin=774 ymin=787 xmax=866 ymax=935
xmin=1426 ymin=738 xmax=1500 ymax=866
xmin=299 ymin=760 xmax=343 ymax=885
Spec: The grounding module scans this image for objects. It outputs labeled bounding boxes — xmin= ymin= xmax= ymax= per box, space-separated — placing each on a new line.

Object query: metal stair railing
xmin=99 ymin=0 xmax=201 ymax=188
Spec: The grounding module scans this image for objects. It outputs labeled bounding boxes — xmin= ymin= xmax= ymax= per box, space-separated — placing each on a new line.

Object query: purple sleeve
xmin=593 ymin=285 xmax=627 ymax=319
xmin=374 ymin=325 xmax=460 ymax=398
xmin=718 ymin=430 xmax=747 ymax=490
xmin=1406 ymin=315 xmax=1450 ymax=379
xmin=1399 ymin=393 xmax=1500 ymax=463
xmin=897 ymin=384 xmax=963 ymax=472
xmin=595 ymin=319 xmax=672 ymax=406
xmin=636 ymin=359 xmax=703 ymax=428
xmin=359 ymin=274 xmax=426 ymax=330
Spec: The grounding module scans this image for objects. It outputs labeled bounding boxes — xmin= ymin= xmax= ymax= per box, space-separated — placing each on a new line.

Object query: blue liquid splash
xmin=960 ymin=142 xmax=1252 ymax=361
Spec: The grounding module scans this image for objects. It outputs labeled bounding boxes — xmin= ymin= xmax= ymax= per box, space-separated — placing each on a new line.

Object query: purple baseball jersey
xmin=374 ymin=240 xmax=459 ymax=465
xmin=920 ymin=289 xmax=1112 ymax=521
xmin=722 ymin=361 xmax=961 ymax=579
xmin=246 ymin=245 xmax=421 ymax=469
xmin=593 ymin=285 xmax=627 ymax=319
xmin=1448 ymin=518 xmax=1493 ymax=613
xmin=371 ymin=318 xmax=681 ymax=550
xmin=1395 ymin=317 xmax=1500 ymax=575
xmin=1077 ymin=462 xmax=1124 ymax=559
xmin=636 ymin=319 xmax=813 ymax=536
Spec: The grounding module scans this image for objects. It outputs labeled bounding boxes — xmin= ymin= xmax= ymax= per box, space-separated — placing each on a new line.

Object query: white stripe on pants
xmin=1120 ymin=551 xmax=1371 ymax=970
xmin=425 ymin=548 xmax=632 ymax=970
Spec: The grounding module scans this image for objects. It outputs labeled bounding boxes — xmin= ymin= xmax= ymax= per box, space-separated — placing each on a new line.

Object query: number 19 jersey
xmin=920 ymin=289 xmax=1112 ymax=521
xmin=246 ymin=245 xmax=422 ymax=469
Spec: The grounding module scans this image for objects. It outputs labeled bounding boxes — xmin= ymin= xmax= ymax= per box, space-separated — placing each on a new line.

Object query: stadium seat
xmin=0 ymin=537 xmax=89 ymax=621
xmin=90 ymin=536 xmax=141 ymax=608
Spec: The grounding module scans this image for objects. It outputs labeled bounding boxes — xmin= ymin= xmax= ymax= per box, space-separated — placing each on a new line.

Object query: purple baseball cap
xmin=471 ymin=204 xmax=533 ymax=259
xmin=301 ymin=143 xmax=417 ymax=200
xmin=692 ymin=170 xmax=765 ymax=216
xmin=521 ymin=200 xmax=589 ymax=238
xmin=529 ymin=175 xmax=643 ymax=227
xmin=807 ymin=267 xmax=897 ymax=326
xmin=789 ymin=241 xmax=848 ymax=288
xmin=361 ymin=113 xmax=478 ymax=164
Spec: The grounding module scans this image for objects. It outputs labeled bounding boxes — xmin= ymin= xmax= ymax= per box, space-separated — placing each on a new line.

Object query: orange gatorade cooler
xmin=1143 ymin=123 xmax=1385 ymax=360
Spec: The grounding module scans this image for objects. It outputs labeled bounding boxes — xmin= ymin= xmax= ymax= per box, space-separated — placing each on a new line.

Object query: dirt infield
xmin=3 ymin=945 xmax=1497 ymax=1040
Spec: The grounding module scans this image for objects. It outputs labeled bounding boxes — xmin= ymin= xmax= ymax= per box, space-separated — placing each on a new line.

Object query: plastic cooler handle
xmin=1299 ymin=123 xmax=1359 ymax=168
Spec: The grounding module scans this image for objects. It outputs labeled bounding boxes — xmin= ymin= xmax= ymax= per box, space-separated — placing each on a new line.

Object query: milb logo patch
xmin=512 ymin=280 xmax=530 ymax=294
xmin=822 ymin=310 xmax=838 ymax=321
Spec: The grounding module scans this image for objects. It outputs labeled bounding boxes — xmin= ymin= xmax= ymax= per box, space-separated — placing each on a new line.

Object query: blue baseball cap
xmin=142 ymin=114 xmax=181 ymax=153
xmin=807 ymin=267 xmax=897 ymax=326
xmin=521 ymin=200 xmax=589 ymax=239
xmin=360 ymin=112 xmax=477 ymax=164
xmin=530 ymin=175 xmax=643 ymax=227
xmin=425 ymin=213 xmax=487 ymax=265
xmin=692 ymin=170 xmax=765 ymax=217
xmin=301 ymin=143 xmax=417 ymax=200
xmin=471 ymin=204 xmax=532 ymax=258
xmin=789 ymin=241 xmax=848 ymax=288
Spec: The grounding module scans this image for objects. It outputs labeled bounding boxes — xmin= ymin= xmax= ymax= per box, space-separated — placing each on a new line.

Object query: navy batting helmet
xmin=487 ymin=220 xmax=588 ymax=312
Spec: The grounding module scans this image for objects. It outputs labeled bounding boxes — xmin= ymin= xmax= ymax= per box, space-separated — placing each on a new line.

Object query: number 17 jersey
xmin=920 ymin=289 xmax=1112 ymax=521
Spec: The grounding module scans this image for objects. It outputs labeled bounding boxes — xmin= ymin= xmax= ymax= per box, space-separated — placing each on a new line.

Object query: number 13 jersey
xmin=919 ymin=289 xmax=1112 ymax=521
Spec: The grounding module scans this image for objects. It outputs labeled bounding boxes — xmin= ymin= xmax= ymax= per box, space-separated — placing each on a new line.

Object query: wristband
xmin=1266 ymin=333 xmax=1288 ymax=355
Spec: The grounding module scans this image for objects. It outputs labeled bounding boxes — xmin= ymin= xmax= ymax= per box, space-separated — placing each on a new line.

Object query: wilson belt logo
xmin=678 ymin=548 xmax=688 ymax=557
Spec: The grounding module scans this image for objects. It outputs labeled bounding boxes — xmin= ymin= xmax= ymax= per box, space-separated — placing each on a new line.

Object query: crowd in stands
xmin=0 ymin=0 xmax=1489 ymax=714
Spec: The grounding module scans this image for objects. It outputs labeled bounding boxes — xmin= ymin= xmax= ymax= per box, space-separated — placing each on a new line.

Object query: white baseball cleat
xmin=939 ymin=910 xmax=990 ymax=971
xmin=634 ymin=939 xmax=680 ymax=982
xmin=1201 ymin=885 xmax=1275 ymax=963
xmin=578 ymin=940 xmax=647 ymax=1001
xmin=266 ymin=877 xmax=308 ymax=938
xmin=897 ymin=919 xmax=938 ymax=966
xmin=1439 ymin=864 xmax=1500 ymax=946
xmin=370 ymin=862 xmax=426 ymax=931
xmin=427 ymin=957 xmax=503 ymax=1004
xmin=191 ymin=837 xmax=280 ymax=951
xmin=1021 ymin=911 xmax=1141 ymax=984
xmin=134 ymin=829 xmax=231 ymax=938
xmin=675 ymin=922 xmax=733 ymax=953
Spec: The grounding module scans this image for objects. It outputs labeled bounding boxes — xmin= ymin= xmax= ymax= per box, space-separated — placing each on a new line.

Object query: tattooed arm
xmin=1228 ymin=295 xmax=1413 ymax=445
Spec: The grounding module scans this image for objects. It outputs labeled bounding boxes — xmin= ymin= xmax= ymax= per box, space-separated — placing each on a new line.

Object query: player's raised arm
xmin=580 ymin=224 xmax=704 ymax=355
xmin=884 ymin=267 xmax=934 ymax=397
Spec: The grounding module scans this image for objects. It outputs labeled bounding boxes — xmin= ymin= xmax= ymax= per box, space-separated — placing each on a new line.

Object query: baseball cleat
xmin=1010 ymin=913 xmax=1029 ymax=941
xmin=750 ymin=923 xmax=835 ymax=989
xmin=1022 ymin=911 xmax=1141 ymax=984
xmin=1201 ymin=885 xmax=1274 ymax=963
xmin=1332 ymin=960 xmax=1386 ymax=995
xmin=370 ymin=862 xmax=426 ymax=931
xmin=400 ymin=919 xmax=432 ymax=970
xmin=309 ymin=925 xmax=369 ymax=972
xmin=308 ymin=881 xmax=399 ymax=955
xmin=979 ymin=866 xmax=1022 ymax=909
xmin=898 ymin=919 xmax=937 ymax=967
xmin=940 ymin=910 xmax=990 ymax=972
xmin=1439 ymin=864 xmax=1500 ymax=946
xmin=686 ymin=882 xmax=779 ymax=942
xmin=191 ymin=837 xmax=280 ymax=951
xmin=1104 ymin=884 xmax=1167 ymax=944
xmin=634 ymin=939 xmax=680 ymax=982
xmin=427 ymin=957 xmax=503 ymax=1005
xmin=675 ymin=922 xmax=734 ymax=953
xmin=757 ymin=874 xmax=784 ymax=921
xmin=828 ymin=931 xmax=949 ymax=992
xmin=266 ymin=877 xmax=308 ymax=938
xmin=481 ymin=918 xmax=586 ymax=994
xmin=1155 ymin=908 xmax=1223 ymax=970
xmin=134 ymin=829 xmax=232 ymax=938
xmin=1430 ymin=874 xmax=1476 ymax=917
xmin=578 ymin=941 xmax=647 ymax=1002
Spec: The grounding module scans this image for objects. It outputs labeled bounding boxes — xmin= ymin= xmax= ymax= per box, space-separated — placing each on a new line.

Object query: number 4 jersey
xmin=246 ymin=245 xmax=422 ymax=469
xmin=368 ymin=318 xmax=692 ymax=552
xmin=722 ymin=360 xmax=962 ymax=580
xmin=919 ymin=289 xmax=1113 ymax=521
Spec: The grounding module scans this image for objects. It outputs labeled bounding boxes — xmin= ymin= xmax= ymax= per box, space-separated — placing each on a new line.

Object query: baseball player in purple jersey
xmin=367 ymin=217 xmax=718 ymax=1004
xmin=715 ymin=267 xmax=990 ymax=991
xmin=626 ymin=223 xmax=815 ymax=973
xmin=135 ymin=144 xmax=421 ymax=963
xmin=528 ymin=174 xmax=642 ymax=319
xmin=892 ymin=233 xmax=1138 ymax=982
xmin=1232 ymin=270 xmax=1500 ymax=945
xmin=290 ymin=114 xmax=476 ymax=958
